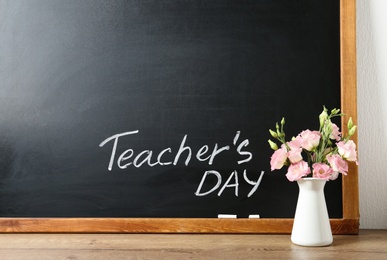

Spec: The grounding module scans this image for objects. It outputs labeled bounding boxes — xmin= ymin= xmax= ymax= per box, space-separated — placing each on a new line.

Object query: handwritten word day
xmin=99 ymin=130 xmax=264 ymax=197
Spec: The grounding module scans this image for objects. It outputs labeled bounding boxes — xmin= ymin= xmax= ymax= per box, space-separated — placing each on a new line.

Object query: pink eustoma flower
xmin=326 ymin=154 xmax=348 ymax=175
xmin=270 ymin=145 xmax=288 ymax=171
xmin=337 ymin=140 xmax=358 ymax=163
xmin=312 ymin=163 xmax=334 ymax=180
xmin=287 ymin=147 xmax=303 ymax=164
xmin=287 ymin=136 xmax=303 ymax=150
xmin=285 ymin=161 xmax=310 ymax=182
xmin=299 ymin=130 xmax=321 ymax=151
xmin=330 ymin=123 xmax=341 ymax=141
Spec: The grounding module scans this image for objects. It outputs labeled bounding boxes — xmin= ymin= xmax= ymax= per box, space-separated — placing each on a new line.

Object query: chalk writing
xmin=195 ymin=170 xmax=265 ymax=197
xmin=99 ymin=130 xmax=263 ymax=197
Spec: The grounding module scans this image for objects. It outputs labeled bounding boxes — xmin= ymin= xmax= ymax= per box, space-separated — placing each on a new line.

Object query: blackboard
xmin=0 ymin=0 xmax=358 ymax=233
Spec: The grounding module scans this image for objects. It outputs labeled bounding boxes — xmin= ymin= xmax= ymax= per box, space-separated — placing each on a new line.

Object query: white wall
xmin=357 ymin=0 xmax=387 ymax=229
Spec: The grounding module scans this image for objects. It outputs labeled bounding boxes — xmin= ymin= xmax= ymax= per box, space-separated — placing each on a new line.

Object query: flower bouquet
xmin=268 ymin=107 xmax=358 ymax=181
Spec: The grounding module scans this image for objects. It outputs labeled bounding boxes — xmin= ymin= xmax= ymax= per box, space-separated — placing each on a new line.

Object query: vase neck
xmin=297 ymin=178 xmax=326 ymax=191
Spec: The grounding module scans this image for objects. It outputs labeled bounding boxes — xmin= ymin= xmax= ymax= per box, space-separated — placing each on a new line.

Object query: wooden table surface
xmin=0 ymin=229 xmax=386 ymax=259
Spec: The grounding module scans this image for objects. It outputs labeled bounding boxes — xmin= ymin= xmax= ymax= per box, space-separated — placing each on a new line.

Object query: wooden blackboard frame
xmin=0 ymin=0 xmax=358 ymax=234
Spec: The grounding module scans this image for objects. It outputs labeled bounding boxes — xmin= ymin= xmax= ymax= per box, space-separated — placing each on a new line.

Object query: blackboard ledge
xmin=0 ymin=218 xmax=359 ymax=234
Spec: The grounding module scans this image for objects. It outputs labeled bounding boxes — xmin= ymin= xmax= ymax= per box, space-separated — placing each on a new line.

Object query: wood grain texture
xmin=0 ymin=218 xmax=359 ymax=234
xmin=0 ymin=230 xmax=385 ymax=260
xmin=0 ymin=0 xmax=359 ymax=234
xmin=340 ymin=0 xmax=359 ymax=224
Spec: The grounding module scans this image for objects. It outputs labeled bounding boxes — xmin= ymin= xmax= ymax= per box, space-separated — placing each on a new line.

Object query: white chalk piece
xmin=248 ymin=215 xmax=260 ymax=219
xmin=218 ymin=214 xmax=237 ymax=219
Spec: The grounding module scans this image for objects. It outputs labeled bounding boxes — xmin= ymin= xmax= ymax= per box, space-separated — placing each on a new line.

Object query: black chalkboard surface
xmin=0 ymin=0 xmax=358 ymax=233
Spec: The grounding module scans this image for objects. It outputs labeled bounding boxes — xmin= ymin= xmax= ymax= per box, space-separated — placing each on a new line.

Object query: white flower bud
xmin=319 ymin=107 xmax=328 ymax=128
xmin=347 ymin=117 xmax=354 ymax=131
xmin=268 ymin=140 xmax=279 ymax=150
xmin=349 ymin=125 xmax=357 ymax=137
xmin=269 ymin=129 xmax=278 ymax=138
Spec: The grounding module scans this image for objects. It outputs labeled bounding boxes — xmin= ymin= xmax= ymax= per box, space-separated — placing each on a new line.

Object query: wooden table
xmin=0 ymin=229 xmax=386 ymax=259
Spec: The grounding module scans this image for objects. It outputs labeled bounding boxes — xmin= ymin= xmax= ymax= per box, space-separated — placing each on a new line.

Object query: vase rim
xmin=298 ymin=177 xmax=327 ymax=181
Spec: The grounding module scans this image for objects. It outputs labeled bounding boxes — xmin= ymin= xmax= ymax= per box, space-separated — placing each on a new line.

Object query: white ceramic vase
xmin=291 ymin=178 xmax=333 ymax=247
